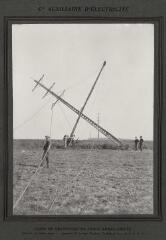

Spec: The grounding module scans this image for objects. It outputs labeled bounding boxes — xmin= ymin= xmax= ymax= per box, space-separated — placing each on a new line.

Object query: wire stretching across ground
xmin=13 ymin=105 xmax=55 ymax=210
xmin=48 ymin=142 xmax=96 ymax=213
xmin=13 ymin=145 xmax=51 ymax=209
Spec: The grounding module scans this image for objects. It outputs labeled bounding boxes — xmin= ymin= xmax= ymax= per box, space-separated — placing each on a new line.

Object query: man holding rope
xmin=42 ymin=135 xmax=51 ymax=168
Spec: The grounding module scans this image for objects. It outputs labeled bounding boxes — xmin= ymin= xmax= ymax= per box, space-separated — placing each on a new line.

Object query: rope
xmin=14 ymin=105 xmax=55 ymax=209
xmin=49 ymin=108 xmax=54 ymax=137
xmin=58 ymin=104 xmax=71 ymax=128
xmin=13 ymin=145 xmax=51 ymax=209
xmin=48 ymin=141 xmax=95 ymax=212
xmin=14 ymin=88 xmax=68 ymax=210
xmin=14 ymin=89 xmax=63 ymax=132
xmin=14 ymin=97 xmax=52 ymax=131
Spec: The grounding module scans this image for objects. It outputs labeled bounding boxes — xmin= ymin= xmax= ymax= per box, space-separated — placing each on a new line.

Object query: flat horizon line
xmin=13 ymin=138 xmax=153 ymax=141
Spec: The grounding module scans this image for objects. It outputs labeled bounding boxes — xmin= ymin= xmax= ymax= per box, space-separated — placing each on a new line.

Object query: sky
xmin=12 ymin=23 xmax=154 ymax=140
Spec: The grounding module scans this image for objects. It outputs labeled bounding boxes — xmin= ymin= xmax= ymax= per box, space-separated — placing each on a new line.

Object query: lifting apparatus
xmin=33 ymin=70 xmax=122 ymax=146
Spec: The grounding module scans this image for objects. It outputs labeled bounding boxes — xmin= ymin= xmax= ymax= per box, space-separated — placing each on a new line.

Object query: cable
xmin=48 ymin=141 xmax=95 ymax=212
xmin=14 ymin=98 xmax=52 ymax=131
xmin=13 ymin=145 xmax=51 ymax=209
xmin=14 ymin=89 xmax=63 ymax=132
xmin=58 ymin=104 xmax=72 ymax=128
xmin=14 ymin=100 xmax=56 ymax=209
xmin=49 ymin=108 xmax=54 ymax=137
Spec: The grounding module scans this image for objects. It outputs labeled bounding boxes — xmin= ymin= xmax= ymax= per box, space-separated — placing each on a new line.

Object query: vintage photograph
xmin=12 ymin=23 xmax=154 ymax=215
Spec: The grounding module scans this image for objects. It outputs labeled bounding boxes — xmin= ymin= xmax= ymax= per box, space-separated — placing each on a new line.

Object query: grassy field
xmin=13 ymin=139 xmax=153 ymax=215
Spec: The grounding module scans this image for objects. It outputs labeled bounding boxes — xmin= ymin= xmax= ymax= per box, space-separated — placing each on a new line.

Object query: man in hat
xmin=139 ymin=136 xmax=144 ymax=151
xmin=63 ymin=135 xmax=68 ymax=149
xmin=134 ymin=136 xmax=139 ymax=151
xmin=42 ymin=136 xmax=51 ymax=168
xmin=70 ymin=134 xmax=75 ymax=147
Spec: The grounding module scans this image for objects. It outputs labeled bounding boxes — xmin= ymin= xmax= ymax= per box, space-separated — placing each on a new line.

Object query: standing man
xmin=139 ymin=136 xmax=144 ymax=151
xmin=63 ymin=135 xmax=68 ymax=149
xmin=70 ymin=134 xmax=75 ymax=146
xmin=134 ymin=136 xmax=139 ymax=151
xmin=42 ymin=136 xmax=51 ymax=168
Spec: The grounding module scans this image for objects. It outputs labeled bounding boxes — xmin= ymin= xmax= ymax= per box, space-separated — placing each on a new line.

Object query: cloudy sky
xmin=12 ymin=23 xmax=154 ymax=140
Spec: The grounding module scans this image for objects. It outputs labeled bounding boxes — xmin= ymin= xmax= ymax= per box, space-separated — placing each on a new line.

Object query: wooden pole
xmin=69 ymin=61 xmax=106 ymax=143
